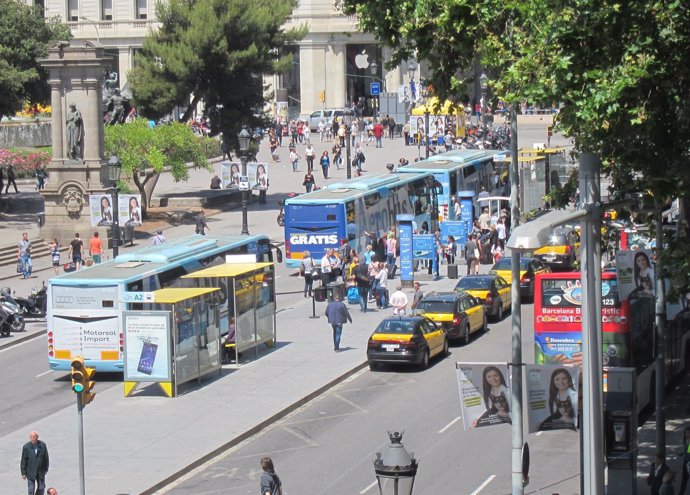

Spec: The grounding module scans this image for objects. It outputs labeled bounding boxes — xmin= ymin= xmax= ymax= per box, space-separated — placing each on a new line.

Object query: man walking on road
xmin=325 ymin=293 xmax=352 ymax=352
xmin=20 ymin=430 xmax=49 ymax=495
xmin=67 ymin=233 xmax=83 ymax=270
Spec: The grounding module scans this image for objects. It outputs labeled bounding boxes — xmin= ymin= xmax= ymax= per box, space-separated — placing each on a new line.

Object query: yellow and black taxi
xmin=415 ymin=291 xmax=487 ymax=345
xmin=454 ymin=274 xmax=511 ymax=322
xmin=490 ymin=256 xmax=551 ymax=300
xmin=366 ymin=315 xmax=448 ymax=370
xmin=533 ymin=227 xmax=581 ymax=270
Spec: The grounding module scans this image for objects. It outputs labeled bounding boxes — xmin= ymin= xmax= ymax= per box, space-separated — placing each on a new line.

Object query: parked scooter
xmin=0 ymin=288 xmax=26 ymax=332
xmin=13 ymin=282 xmax=47 ymax=319
xmin=0 ymin=305 xmax=11 ymax=337
xmin=277 ymin=193 xmax=301 ymax=227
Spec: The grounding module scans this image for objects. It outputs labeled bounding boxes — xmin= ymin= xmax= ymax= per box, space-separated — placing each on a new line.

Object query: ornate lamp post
xmin=343 ymin=108 xmax=353 ymax=179
xmin=237 ymin=126 xmax=251 ymax=235
xmin=373 ymin=431 xmax=419 ymax=495
xmin=105 ymin=154 xmax=122 ymax=257
xmin=480 ymin=72 xmax=489 ymax=123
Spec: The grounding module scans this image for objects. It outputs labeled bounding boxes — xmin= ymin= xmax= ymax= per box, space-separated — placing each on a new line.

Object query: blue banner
xmin=458 ymin=191 xmax=475 ymax=251
xmin=397 ymin=215 xmax=414 ymax=285
xmin=413 ymin=234 xmax=436 ymax=260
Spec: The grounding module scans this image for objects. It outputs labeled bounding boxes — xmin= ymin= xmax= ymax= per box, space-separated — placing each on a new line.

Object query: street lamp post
xmin=237 ymin=126 xmax=251 ymax=235
xmin=479 ymin=72 xmax=489 ymax=124
xmin=343 ymin=109 xmax=353 ymax=179
xmin=106 ymin=155 xmax=122 ymax=258
xmin=373 ymin=431 xmax=418 ymax=495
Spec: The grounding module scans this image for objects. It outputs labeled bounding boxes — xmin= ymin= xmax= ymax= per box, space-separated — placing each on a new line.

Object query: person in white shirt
xmin=389 ymin=285 xmax=409 ymax=315
xmin=317 ymin=120 xmax=325 ymax=142
xmin=375 ymin=261 xmax=388 ymax=308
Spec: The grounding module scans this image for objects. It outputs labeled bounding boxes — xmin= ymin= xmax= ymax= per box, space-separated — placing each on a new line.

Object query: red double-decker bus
xmin=533 ymin=271 xmax=660 ymax=411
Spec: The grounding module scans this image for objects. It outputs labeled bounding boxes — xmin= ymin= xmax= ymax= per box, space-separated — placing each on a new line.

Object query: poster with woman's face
xmin=221 ymin=162 xmax=242 ymax=188
xmin=89 ymin=194 xmax=114 ymax=227
xmin=247 ymin=162 xmax=269 ymax=190
xmin=526 ymin=364 xmax=578 ymax=433
xmin=455 ymin=362 xmax=512 ymax=431
xmin=616 ymin=249 xmax=655 ymax=300
xmin=119 ymin=194 xmax=142 ymax=226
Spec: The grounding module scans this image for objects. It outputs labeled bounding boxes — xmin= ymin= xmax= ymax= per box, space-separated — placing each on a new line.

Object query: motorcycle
xmin=0 ymin=305 xmax=11 ymax=337
xmin=13 ymin=283 xmax=47 ymax=319
xmin=277 ymin=193 xmax=301 ymax=227
xmin=0 ymin=288 xmax=25 ymax=333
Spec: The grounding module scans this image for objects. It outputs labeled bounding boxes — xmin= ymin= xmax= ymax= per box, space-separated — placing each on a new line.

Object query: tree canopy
xmin=104 ymin=119 xmax=211 ymax=218
xmin=345 ymin=0 xmax=690 ymax=292
xmin=0 ymin=0 xmax=71 ymax=118
xmin=129 ymin=0 xmax=305 ymax=152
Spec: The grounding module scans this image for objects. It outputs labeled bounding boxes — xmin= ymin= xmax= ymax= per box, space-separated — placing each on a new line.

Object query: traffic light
xmin=547 ymin=126 xmax=553 ymax=137
xmin=319 ymin=90 xmax=325 ymax=103
xmin=70 ymin=357 xmax=96 ymax=406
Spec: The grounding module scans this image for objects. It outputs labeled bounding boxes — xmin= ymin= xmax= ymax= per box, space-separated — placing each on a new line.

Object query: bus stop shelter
xmin=123 ymin=287 xmax=222 ymax=398
xmin=182 ymin=262 xmax=276 ymax=365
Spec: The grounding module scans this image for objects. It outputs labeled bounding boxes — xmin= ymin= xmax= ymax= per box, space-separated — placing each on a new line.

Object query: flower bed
xmin=0 ymin=148 xmax=51 ymax=178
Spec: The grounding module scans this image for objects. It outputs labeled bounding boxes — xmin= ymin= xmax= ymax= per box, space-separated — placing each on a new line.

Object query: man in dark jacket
xmin=20 ymin=430 xmax=49 ymax=495
xmin=325 ymin=293 xmax=352 ymax=352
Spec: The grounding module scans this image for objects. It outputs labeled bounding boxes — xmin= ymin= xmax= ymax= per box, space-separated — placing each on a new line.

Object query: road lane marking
xmin=438 ymin=416 xmax=461 ymax=434
xmin=359 ymin=480 xmax=377 ymax=494
xmin=36 ymin=370 xmax=52 ymax=378
xmin=333 ymin=392 xmax=368 ymax=413
xmin=470 ymin=475 xmax=496 ymax=494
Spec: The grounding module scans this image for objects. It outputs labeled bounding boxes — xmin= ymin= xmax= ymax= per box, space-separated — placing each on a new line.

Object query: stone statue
xmin=106 ymin=89 xmax=126 ymax=125
xmin=66 ymin=103 xmax=83 ymax=160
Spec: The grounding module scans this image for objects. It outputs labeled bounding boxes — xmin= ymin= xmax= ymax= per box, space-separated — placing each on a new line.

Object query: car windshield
xmin=547 ymin=233 xmax=568 ymax=245
xmin=375 ymin=320 xmax=416 ymax=334
xmin=493 ymin=258 xmax=530 ymax=270
xmin=417 ymin=300 xmax=455 ymax=313
xmin=456 ymin=277 xmax=493 ymax=290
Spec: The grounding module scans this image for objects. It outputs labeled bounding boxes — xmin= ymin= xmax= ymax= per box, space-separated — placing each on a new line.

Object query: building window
xmin=101 ymin=0 xmax=112 ymax=20
xmin=136 ymin=0 xmax=147 ymax=19
xmin=68 ymin=0 xmax=79 ymax=20
xmin=34 ymin=0 xmax=46 ymax=16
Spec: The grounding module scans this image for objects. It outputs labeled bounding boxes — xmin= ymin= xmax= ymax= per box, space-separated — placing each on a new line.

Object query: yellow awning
xmin=411 ymin=97 xmax=464 ymax=116
xmin=182 ymin=262 xmax=273 ymax=279
xmin=151 ymin=287 xmax=220 ymax=304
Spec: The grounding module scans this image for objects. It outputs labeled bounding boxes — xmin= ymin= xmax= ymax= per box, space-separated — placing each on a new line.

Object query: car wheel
xmin=482 ymin=314 xmax=488 ymax=333
xmin=462 ymin=324 xmax=471 ymax=346
xmin=494 ymin=302 xmax=503 ymax=322
xmin=419 ymin=350 xmax=430 ymax=369
xmin=442 ymin=338 xmax=449 ymax=357
xmin=368 ymin=360 xmax=379 ymax=371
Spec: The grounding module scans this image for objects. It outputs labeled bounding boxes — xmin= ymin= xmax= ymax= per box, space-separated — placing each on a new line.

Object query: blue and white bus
xmin=283 ymin=172 xmax=440 ymax=269
xmin=47 ymin=234 xmax=274 ymax=372
xmin=398 ymin=150 xmax=500 ymax=220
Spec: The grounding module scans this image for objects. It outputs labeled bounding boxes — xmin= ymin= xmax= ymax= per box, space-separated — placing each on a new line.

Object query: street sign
xmin=122 ymin=292 xmax=154 ymax=303
xmin=370 ymin=82 xmax=381 ymax=96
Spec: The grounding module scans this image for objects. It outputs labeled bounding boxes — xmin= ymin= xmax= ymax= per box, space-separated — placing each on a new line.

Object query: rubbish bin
xmin=313 ymin=286 xmax=327 ymax=302
xmin=447 ymin=264 xmax=458 ymax=279
xmin=122 ymin=225 xmax=135 ymax=245
xmin=326 ymin=281 xmax=345 ymax=302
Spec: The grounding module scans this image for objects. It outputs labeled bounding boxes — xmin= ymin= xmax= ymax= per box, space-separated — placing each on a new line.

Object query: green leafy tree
xmin=346 ymin=0 xmax=690 ymax=290
xmin=104 ymin=119 xmax=210 ymax=218
xmin=0 ymin=0 xmax=71 ymax=118
xmin=129 ymin=0 xmax=305 ymax=152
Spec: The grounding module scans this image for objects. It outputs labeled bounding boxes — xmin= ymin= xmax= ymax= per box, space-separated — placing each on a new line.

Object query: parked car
xmin=415 ymin=291 xmax=487 ymax=345
xmin=366 ymin=315 xmax=448 ymax=370
xmin=533 ymin=227 xmax=581 ymax=270
xmin=308 ymin=109 xmax=345 ymax=131
xmin=490 ymin=257 xmax=551 ymax=300
xmin=454 ymin=274 xmax=510 ymax=322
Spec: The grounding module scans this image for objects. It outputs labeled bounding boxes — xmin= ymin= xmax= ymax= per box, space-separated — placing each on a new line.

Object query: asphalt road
xmin=158 ymin=303 xmax=582 ymax=495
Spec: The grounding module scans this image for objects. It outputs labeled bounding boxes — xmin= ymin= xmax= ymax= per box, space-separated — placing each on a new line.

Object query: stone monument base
xmin=40 ymin=160 xmax=110 ymax=246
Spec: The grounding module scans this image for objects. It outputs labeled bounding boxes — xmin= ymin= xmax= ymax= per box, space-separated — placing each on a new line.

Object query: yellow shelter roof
xmin=182 ymin=262 xmax=273 ymax=279
xmin=151 ymin=287 xmax=220 ymax=304
xmin=411 ymin=97 xmax=464 ymax=116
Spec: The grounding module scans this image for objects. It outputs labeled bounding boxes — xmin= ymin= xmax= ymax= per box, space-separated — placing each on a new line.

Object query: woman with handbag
xmin=303 ymin=171 xmax=316 ymax=193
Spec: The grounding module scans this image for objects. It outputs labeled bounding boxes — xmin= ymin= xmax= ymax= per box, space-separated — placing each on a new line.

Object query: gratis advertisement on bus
xmin=534 ymin=273 xmax=629 ymax=367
